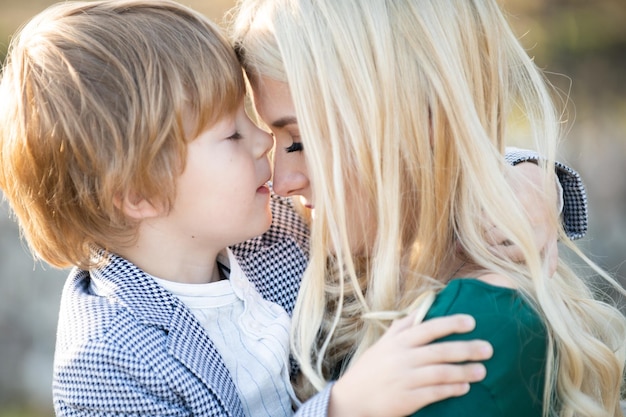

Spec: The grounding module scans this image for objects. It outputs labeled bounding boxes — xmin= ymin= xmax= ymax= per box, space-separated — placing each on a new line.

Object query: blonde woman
xmin=0 ymin=0 xmax=510 ymax=415
xmin=231 ymin=0 xmax=626 ymax=416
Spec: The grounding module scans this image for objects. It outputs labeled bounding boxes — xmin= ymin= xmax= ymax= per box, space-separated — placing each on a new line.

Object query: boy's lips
xmin=256 ymin=177 xmax=271 ymax=193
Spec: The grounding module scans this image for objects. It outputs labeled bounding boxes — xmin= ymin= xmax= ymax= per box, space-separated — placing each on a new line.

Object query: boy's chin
xmin=240 ymin=212 xmax=273 ymax=243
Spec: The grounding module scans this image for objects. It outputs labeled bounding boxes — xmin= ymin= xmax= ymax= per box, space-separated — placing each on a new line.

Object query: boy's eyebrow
xmin=271 ymin=116 xmax=298 ymax=128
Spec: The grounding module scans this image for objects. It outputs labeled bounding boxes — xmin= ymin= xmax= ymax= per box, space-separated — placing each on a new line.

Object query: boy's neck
xmin=115 ymin=235 xmax=227 ymax=285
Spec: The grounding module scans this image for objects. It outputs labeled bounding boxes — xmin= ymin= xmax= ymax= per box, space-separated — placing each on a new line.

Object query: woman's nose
xmin=272 ymin=153 xmax=309 ymax=198
xmin=272 ymin=171 xmax=309 ymax=197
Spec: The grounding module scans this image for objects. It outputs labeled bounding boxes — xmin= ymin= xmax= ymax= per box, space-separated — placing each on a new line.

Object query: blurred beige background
xmin=1 ymin=0 xmax=625 ymax=415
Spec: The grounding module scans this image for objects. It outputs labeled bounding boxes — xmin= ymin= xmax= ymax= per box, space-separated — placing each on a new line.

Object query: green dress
xmin=410 ymin=278 xmax=547 ymax=417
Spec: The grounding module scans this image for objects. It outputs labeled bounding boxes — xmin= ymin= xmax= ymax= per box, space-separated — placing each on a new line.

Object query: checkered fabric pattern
xmin=53 ymin=195 xmax=308 ymax=416
xmin=504 ymin=147 xmax=587 ymax=240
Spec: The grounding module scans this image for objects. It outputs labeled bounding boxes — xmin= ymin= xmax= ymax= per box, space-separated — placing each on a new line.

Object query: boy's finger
xmin=405 ymin=314 xmax=476 ymax=346
xmin=406 ymin=340 xmax=493 ymax=366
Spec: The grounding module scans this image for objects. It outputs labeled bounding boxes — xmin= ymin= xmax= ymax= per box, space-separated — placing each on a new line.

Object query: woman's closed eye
xmin=285 ymin=139 xmax=303 ymax=153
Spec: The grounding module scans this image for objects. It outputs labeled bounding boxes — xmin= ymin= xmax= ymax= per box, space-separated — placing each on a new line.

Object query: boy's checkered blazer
xmin=52 ymin=149 xmax=587 ymax=416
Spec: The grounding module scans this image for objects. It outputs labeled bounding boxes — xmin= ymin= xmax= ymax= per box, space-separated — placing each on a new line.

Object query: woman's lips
xmin=298 ymin=195 xmax=314 ymax=209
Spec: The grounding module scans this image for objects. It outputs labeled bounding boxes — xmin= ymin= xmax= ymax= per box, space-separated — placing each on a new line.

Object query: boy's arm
xmin=54 ymin=338 xmax=192 ymax=417
xmin=505 ymin=147 xmax=587 ymax=240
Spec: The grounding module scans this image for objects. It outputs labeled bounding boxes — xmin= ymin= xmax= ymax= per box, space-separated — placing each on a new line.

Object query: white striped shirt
xmin=151 ymin=249 xmax=296 ymax=417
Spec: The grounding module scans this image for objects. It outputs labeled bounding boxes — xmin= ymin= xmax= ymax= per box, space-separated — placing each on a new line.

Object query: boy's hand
xmin=328 ymin=313 xmax=492 ymax=417
xmin=486 ymin=162 xmax=559 ymax=275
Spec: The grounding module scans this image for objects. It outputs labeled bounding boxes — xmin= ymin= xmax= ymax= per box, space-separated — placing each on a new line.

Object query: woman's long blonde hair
xmin=231 ymin=0 xmax=626 ymax=415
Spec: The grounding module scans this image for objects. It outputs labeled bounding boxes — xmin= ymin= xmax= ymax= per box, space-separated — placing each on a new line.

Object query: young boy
xmin=0 ymin=1 xmax=499 ymax=415
xmin=0 ymin=0 xmax=295 ymax=414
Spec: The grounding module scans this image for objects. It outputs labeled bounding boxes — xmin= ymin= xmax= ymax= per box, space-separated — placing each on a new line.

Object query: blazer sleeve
xmin=54 ymin=337 xmax=190 ymax=416
xmin=505 ymin=146 xmax=588 ymax=240
xmin=293 ymin=383 xmax=334 ymax=417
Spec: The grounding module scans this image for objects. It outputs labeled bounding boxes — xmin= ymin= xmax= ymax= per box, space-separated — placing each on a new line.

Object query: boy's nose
xmin=254 ymin=127 xmax=274 ymax=158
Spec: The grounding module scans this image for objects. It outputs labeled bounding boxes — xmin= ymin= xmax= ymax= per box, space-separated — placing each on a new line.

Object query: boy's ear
xmin=113 ymin=192 xmax=161 ymax=220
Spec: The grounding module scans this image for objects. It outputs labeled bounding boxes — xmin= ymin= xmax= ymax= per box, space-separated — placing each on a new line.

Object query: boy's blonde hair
xmin=0 ymin=0 xmax=245 ymax=269
xmin=232 ymin=1 xmax=626 ymax=416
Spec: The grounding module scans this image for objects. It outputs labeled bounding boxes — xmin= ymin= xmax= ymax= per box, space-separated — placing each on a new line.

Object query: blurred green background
xmin=1 ymin=0 xmax=625 ymax=415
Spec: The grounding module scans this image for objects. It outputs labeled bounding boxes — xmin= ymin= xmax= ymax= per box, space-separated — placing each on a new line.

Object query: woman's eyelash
xmin=227 ymin=132 xmax=242 ymax=140
xmin=285 ymin=141 xmax=303 ymax=153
